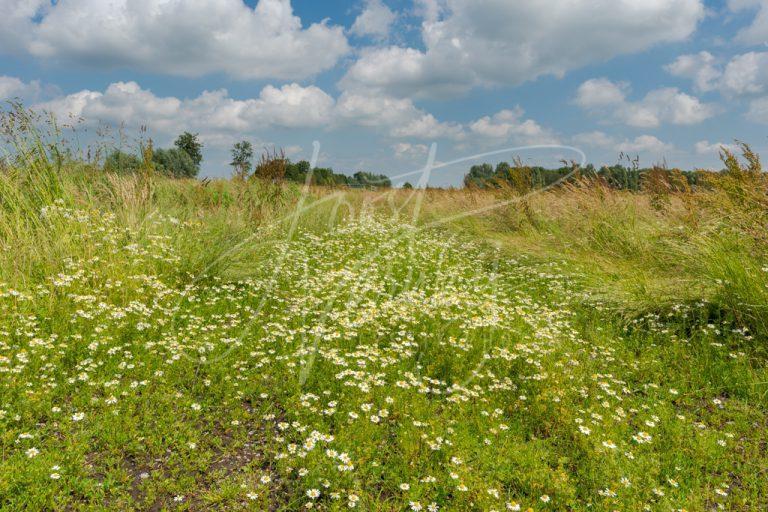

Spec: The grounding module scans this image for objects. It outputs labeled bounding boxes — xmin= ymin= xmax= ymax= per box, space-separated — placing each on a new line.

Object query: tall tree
xmin=230 ymin=141 xmax=254 ymax=178
xmin=174 ymin=132 xmax=203 ymax=168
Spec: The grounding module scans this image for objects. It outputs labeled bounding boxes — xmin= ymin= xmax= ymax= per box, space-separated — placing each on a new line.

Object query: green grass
xmin=1 ymin=135 xmax=767 ymax=510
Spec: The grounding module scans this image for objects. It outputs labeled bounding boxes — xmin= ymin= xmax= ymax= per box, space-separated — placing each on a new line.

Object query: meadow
xmin=1 ymin=121 xmax=767 ymax=511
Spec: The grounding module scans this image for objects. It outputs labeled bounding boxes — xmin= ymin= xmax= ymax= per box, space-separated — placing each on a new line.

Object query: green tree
xmin=285 ymin=160 xmax=311 ymax=183
xmin=230 ymin=141 xmax=254 ymax=178
xmin=174 ymin=132 xmax=203 ymax=168
xmin=152 ymin=148 xmax=198 ymax=178
xmin=311 ymin=167 xmax=336 ymax=186
xmin=464 ymin=163 xmax=495 ymax=188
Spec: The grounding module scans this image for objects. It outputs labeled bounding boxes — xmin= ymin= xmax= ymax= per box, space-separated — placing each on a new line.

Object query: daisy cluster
xmin=0 ymin=203 xmax=759 ymax=510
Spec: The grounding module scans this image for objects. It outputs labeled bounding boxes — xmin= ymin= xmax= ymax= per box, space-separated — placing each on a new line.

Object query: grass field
xmin=1 ymin=130 xmax=767 ymax=510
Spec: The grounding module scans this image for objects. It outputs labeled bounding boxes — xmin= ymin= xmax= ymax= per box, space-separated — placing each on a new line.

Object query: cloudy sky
xmin=1 ymin=0 xmax=767 ymax=185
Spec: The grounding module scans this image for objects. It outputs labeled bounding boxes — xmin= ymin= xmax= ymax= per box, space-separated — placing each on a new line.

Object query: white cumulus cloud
xmin=351 ymin=0 xmax=397 ymax=39
xmin=390 ymin=113 xmax=464 ymax=140
xmin=746 ymin=96 xmax=768 ymax=123
xmin=392 ymin=142 xmax=429 ymax=159
xmin=30 ymin=79 xmax=473 ymax=146
xmin=0 ymin=76 xmax=44 ymax=102
xmin=576 ymin=79 xmax=715 ymax=128
xmin=468 ymin=108 xmax=558 ymax=145
xmin=720 ymin=52 xmax=768 ymax=96
xmin=616 ymin=135 xmax=674 ymax=155
xmin=728 ymin=0 xmax=768 ymax=45
xmin=571 ymin=131 xmax=617 ymax=149
xmin=694 ymin=140 xmax=739 ymax=155
xmin=665 ymin=51 xmax=721 ymax=92
xmin=341 ymin=0 xmax=705 ymax=98
xmin=334 ymin=91 xmax=464 ymax=139
xmin=0 ymin=0 xmax=349 ymax=80
xmin=35 ymin=81 xmax=335 ymax=144
xmin=667 ymin=51 xmax=768 ymax=97
xmin=574 ymin=79 xmax=629 ymax=108
xmin=572 ymin=131 xmax=674 ymax=160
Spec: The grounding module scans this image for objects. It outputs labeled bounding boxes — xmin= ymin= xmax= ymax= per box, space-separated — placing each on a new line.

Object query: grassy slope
xmin=0 ymin=156 xmax=767 ymax=510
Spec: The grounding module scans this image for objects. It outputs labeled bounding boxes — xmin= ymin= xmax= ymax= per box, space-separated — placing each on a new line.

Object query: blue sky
xmin=1 ymin=0 xmax=768 ymax=186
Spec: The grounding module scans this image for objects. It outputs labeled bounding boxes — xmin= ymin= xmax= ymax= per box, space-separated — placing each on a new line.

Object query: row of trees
xmin=464 ymin=160 xmax=708 ymax=192
xmin=101 ymin=135 xmax=392 ymax=188
xmin=229 ymin=141 xmax=392 ymax=188
xmin=100 ymin=135 xmax=724 ymax=192
xmin=104 ymin=132 xmax=203 ymax=178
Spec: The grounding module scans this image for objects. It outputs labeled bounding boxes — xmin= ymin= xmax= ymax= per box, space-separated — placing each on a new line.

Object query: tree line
xmin=104 ymin=132 xmax=203 ymax=178
xmin=229 ymin=140 xmax=391 ymax=188
xmin=463 ymin=160 xmax=715 ymax=192
xmin=102 ymin=135 xmax=391 ymax=188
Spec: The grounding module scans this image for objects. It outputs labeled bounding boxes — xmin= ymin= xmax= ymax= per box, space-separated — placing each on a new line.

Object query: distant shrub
xmin=152 ymin=148 xmax=198 ymax=178
xmin=104 ymin=150 xmax=142 ymax=174
xmin=349 ymin=171 xmax=391 ymax=188
xmin=464 ymin=163 xmax=495 ymax=188
xmin=253 ymin=148 xmax=287 ymax=182
xmin=104 ymin=146 xmax=197 ymax=178
xmin=279 ymin=158 xmax=391 ymax=188
xmin=464 ymin=160 xmax=718 ymax=192
xmin=285 ymin=160 xmax=311 ymax=183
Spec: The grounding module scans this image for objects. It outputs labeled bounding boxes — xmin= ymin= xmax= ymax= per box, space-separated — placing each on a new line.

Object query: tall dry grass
xmin=402 ymin=149 xmax=768 ymax=344
xmin=2 ymin=103 xmax=766 ymax=344
xmin=0 ymin=108 xmax=337 ymax=287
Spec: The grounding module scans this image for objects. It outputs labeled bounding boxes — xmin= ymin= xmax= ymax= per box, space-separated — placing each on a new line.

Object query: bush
xmin=350 ymin=171 xmax=391 ymax=188
xmin=152 ymin=148 xmax=198 ymax=178
xmin=104 ymin=150 xmax=142 ymax=174
xmin=252 ymin=148 xmax=286 ymax=182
